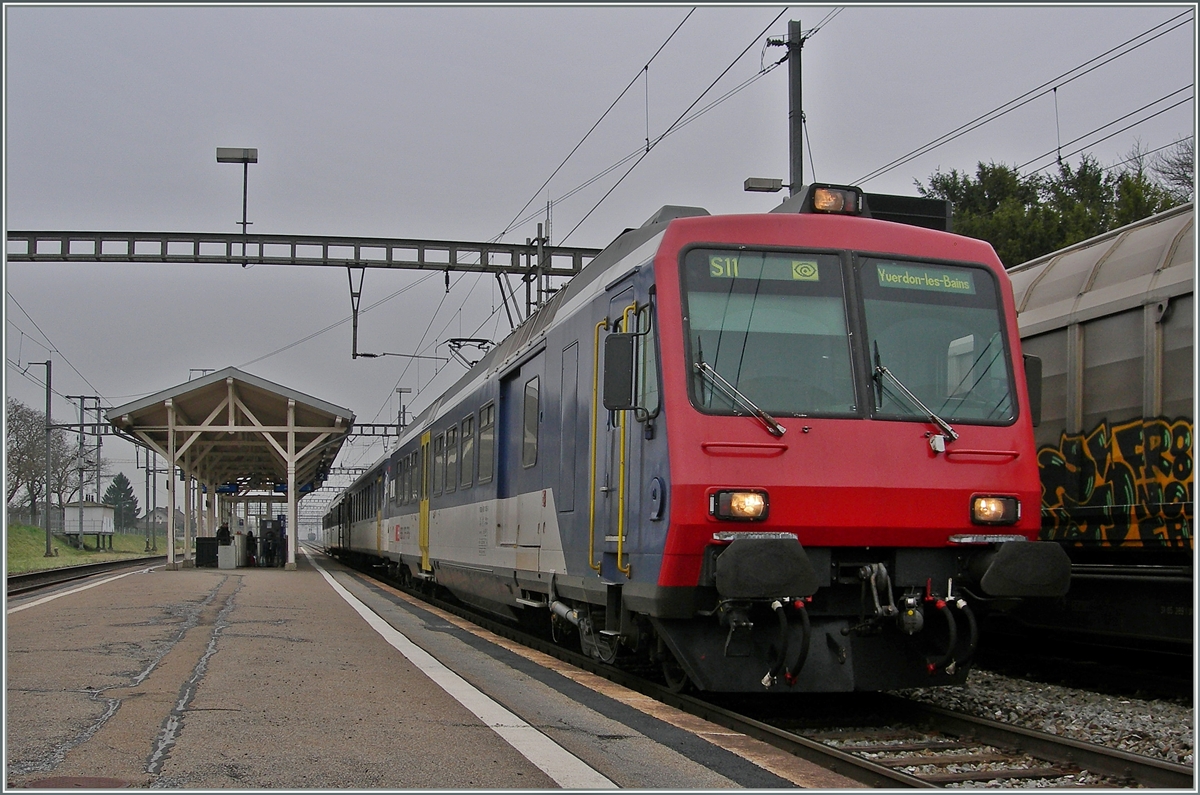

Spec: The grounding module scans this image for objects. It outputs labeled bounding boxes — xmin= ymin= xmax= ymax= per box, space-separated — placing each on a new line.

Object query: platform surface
xmin=5 ymin=547 xmax=861 ymax=789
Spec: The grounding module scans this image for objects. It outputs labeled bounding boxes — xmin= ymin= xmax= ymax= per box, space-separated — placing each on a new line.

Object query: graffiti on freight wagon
xmin=1038 ymin=417 xmax=1193 ymax=548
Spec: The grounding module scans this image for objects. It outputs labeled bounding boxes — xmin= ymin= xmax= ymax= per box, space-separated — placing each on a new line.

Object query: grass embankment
xmin=6 ymin=523 xmax=176 ymax=575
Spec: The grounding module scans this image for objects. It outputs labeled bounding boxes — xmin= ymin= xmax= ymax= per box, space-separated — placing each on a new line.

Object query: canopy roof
xmin=106 ymin=367 xmax=354 ymax=495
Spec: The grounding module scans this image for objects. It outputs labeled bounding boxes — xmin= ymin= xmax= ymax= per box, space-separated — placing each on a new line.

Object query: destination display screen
xmin=708 ymin=253 xmax=821 ymax=282
xmin=875 ymin=262 xmax=976 ymax=295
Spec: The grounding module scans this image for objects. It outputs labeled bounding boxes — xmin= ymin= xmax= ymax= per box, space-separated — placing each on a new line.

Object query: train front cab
xmin=599 ymin=185 xmax=1071 ymax=692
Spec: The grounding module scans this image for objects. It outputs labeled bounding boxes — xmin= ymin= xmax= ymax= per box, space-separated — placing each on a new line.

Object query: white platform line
xmin=7 ymin=566 xmax=160 ymax=614
xmin=304 ymin=549 xmax=616 ymax=789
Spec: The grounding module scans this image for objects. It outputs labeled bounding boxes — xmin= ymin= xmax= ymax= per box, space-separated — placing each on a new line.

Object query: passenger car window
xmin=478 ymin=403 xmax=495 ymax=483
xmin=432 ymin=434 xmax=445 ymax=496
xmin=445 ymin=427 xmax=458 ymax=493
xmin=460 ymin=416 xmax=474 ymax=487
xmin=523 ymin=377 xmax=539 ymax=467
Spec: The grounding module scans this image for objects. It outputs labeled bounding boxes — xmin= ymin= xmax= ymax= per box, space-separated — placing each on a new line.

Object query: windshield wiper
xmin=872 ymin=343 xmax=958 ymax=448
xmin=695 ymin=361 xmax=786 ymax=438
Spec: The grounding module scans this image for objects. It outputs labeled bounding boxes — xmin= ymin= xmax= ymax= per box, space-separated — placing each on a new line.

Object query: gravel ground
xmin=896 ymin=667 xmax=1194 ymax=767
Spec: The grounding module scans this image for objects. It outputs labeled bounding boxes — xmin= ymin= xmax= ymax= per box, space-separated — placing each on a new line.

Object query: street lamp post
xmin=216 ymin=147 xmax=258 ymax=265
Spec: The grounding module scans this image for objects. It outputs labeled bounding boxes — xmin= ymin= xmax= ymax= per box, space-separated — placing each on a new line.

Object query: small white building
xmin=63 ymin=500 xmax=115 ymax=536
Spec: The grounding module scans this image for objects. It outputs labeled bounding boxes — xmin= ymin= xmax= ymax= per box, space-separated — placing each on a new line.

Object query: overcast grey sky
xmin=4 ymin=4 xmax=1195 ymax=512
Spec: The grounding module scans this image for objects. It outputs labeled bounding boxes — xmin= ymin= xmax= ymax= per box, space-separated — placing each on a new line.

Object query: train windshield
xmin=859 ymin=258 xmax=1015 ymax=423
xmin=681 ymin=248 xmax=856 ymax=416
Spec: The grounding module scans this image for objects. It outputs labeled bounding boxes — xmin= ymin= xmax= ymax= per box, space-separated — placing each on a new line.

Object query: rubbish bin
xmin=196 ymin=537 xmax=219 ymax=568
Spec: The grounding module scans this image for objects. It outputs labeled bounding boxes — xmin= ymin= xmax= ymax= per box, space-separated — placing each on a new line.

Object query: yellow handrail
xmin=587 ymin=318 xmax=607 ymax=572
xmin=419 ymin=431 xmax=431 ymax=572
xmin=616 ymin=301 xmax=637 ymax=576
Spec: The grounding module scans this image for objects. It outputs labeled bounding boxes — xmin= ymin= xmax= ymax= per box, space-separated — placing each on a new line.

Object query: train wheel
xmin=661 ymin=648 xmax=691 ymax=693
xmin=655 ymin=634 xmax=692 ymax=692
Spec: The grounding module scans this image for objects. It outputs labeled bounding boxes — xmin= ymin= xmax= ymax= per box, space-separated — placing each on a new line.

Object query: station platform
xmin=5 ymin=546 xmax=861 ymax=789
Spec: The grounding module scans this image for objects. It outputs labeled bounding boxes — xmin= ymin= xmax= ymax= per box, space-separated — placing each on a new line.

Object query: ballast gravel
xmin=895 ymin=668 xmax=1194 ymax=767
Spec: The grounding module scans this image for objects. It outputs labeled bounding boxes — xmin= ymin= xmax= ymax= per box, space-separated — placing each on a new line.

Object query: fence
xmin=5 ymin=506 xmax=188 ymax=534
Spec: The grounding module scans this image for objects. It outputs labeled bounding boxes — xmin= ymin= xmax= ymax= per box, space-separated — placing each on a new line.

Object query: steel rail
xmin=337 ymin=553 xmax=931 ymax=787
xmin=7 ymin=556 xmax=167 ymax=597
xmin=335 ymin=549 xmax=1193 ymax=789
xmin=881 ymin=695 xmax=1195 ymax=789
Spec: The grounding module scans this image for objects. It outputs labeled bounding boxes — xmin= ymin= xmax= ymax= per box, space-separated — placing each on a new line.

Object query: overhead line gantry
xmin=6 ymin=230 xmax=602 ymax=327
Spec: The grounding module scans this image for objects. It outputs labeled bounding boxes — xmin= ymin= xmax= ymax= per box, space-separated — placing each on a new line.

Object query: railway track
xmin=753 ymin=694 xmax=1194 ymax=788
xmin=976 ymin=626 xmax=1194 ymax=700
xmin=337 ymin=551 xmax=1194 ymax=789
xmin=6 ymin=556 xmax=167 ymax=597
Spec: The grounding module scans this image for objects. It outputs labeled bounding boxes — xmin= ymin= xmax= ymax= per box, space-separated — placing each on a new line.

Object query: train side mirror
xmin=603 ymin=334 xmax=636 ymax=411
xmin=1023 ymin=354 xmax=1042 ymax=427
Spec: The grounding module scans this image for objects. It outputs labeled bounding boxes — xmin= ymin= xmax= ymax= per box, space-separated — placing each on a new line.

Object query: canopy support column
xmin=286 ymin=399 xmax=298 ymax=570
xmin=166 ymin=400 xmax=177 ymax=569
xmin=183 ymin=451 xmax=193 ymax=565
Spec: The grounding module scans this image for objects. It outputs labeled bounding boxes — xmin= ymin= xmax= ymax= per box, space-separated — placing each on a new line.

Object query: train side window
xmin=523 ymin=377 xmax=539 ymax=468
xmin=636 ymin=305 xmax=660 ymax=418
xmin=432 ymin=433 xmax=445 ymax=496
xmin=478 ymin=402 xmax=495 ymax=483
xmin=409 ymin=451 xmax=419 ymax=503
xmin=445 ymin=427 xmax=458 ymax=493
xmin=460 ymin=416 xmax=474 ymax=487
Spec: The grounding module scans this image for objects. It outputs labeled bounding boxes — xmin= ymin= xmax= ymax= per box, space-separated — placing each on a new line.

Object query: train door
xmin=559 ymin=342 xmax=580 ymax=514
xmin=376 ymin=473 xmax=383 ymax=558
xmin=601 ymin=287 xmax=636 ymax=579
xmin=497 ymin=371 xmax=520 ymax=547
xmin=419 ymin=431 xmax=431 ymax=572
xmin=499 ymin=356 xmax=546 ymax=567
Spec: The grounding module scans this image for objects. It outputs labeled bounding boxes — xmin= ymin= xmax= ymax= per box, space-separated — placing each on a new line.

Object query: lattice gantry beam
xmin=6 ymin=231 xmax=599 ymax=277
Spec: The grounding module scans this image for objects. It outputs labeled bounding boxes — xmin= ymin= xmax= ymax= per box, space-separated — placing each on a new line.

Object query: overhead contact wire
xmin=561 ymin=7 xmax=791 ymax=244
xmin=854 ymin=11 xmax=1192 ymax=185
xmin=496 ymin=8 xmax=696 ymax=242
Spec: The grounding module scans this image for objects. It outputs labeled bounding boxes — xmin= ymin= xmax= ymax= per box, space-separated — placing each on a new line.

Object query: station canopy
xmin=106 ymin=367 xmax=354 ymax=496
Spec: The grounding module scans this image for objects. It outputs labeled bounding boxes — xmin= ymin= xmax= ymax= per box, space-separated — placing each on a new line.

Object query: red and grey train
xmin=324 ymin=184 xmax=1071 ymax=693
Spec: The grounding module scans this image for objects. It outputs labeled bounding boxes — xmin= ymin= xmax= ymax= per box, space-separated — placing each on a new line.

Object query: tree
xmin=6 ymin=397 xmax=45 ymax=509
xmin=917 ymin=163 xmax=1060 ymax=266
xmin=6 ymin=398 xmax=107 ymax=516
xmin=102 ymin=472 xmax=141 ymax=531
xmin=918 ymin=151 xmax=1186 ymax=267
xmin=1112 ymin=143 xmax=1178 ymax=229
xmin=1151 ymin=138 xmax=1194 ymax=204
xmin=1044 ymin=155 xmax=1115 ymax=244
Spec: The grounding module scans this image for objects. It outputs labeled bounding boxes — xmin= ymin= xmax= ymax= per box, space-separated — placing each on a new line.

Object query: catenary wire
xmin=414 ymin=13 xmax=797 ymax=404
xmin=496 ymin=8 xmax=696 ymax=242
xmin=1101 ymin=136 xmax=1193 ymax=174
xmin=1015 ymin=86 xmax=1192 ymax=171
xmin=238 ymin=13 xmax=698 ymax=402
xmin=237 ymin=270 xmax=441 ymax=369
xmin=448 ymin=41 xmax=788 ymax=366
xmin=561 ymin=7 xmax=791 ymax=244
xmin=1024 ymin=98 xmax=1193 ymax=176
xmin=853 ymin=10 xmax=1192 ymax=185
xmin=6 ymin=358 xmax=72 ymax=402
xmin=7 ymin=291 xmax=108 ymax=401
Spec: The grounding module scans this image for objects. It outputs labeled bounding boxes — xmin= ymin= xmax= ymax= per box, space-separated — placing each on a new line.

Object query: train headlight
xmin=710 ymin=490 xmax=769 ymax=521
xmin=971 ymin=496 xmax=1019 ymax=525
xmin=811 ymin=185 xmax=862 ymax=214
